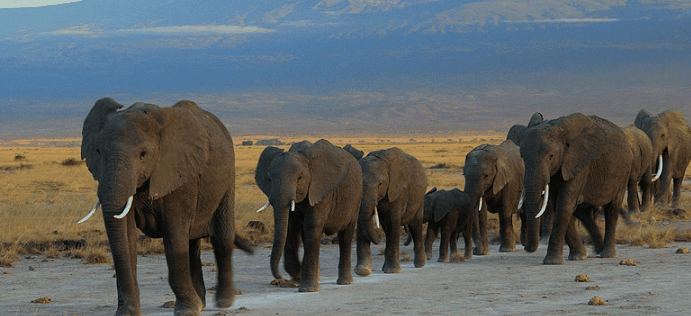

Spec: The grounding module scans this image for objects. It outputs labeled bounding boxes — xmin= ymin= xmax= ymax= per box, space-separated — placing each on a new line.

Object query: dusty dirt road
xmin=2 ymin=240 xmax=691 ymax=316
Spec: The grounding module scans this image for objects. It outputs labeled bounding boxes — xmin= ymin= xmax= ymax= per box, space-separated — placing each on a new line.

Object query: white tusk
xmin=290 ymin=200 xmax=295 ymax=212
xmin=518 ymin=191 xmax=524 ymax=209
xmin=374 ymin=207 xmax=380 ymax=229
xmin=535 ymin=184 xmax=549 ymax=218
xmin=255 ymin=201 xmax=270 ymax=213
xmin=78 ymin=199 xmax=100 ymax=224
xmin=478 ymin=197 xmax=483 ymax=212
xmin=114 ymin=196 xmax=133 ymax=219
xmin=651 ymin=155 xmax=663 ymax=181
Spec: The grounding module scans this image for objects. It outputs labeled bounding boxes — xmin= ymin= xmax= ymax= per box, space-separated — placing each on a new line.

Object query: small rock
xmin=161 ymin=301 xmax=175 ymax=308
xmin=202 ymin=261 xmax=215 ymax=267
xmin=31 ymin=297 xmax=51 ymax=304
xmin=588 ymin=296 xmax=605 ymax=305
xmin=575 ymin=274 xmax=590 ymax=282
xmin=619 ymin=258 xmax=638 ymax=266
xmin=676 ymin=247 xmax=689 ymax=254
xmin=28 ymin=266 xmax=36 ymax=271
xmin=586 ymin=285 xmax=601 ymax=290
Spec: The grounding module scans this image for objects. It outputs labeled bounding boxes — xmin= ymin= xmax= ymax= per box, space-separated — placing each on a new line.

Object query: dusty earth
xmin=2 ymin=239 xmax=691 ymax=316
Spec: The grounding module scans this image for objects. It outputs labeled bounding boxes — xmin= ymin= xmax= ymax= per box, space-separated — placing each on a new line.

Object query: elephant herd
xmin=77 ymin=98 xmax=691 ymax=316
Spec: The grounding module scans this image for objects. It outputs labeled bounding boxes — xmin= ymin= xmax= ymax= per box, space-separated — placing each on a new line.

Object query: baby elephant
xmin=423 ymin=187 xmax=475 ymax=262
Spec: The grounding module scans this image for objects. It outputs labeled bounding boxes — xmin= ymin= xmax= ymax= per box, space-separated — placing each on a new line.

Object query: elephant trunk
xmin=463 ymin=175 xmax=485 ymax=213
xmin=358 ymin=191 xmax=382 ymax=245
xmin=522 ymin=176 xmax=546 ymax=253
xmin=270 ymin=199 xmax=291 ymax=280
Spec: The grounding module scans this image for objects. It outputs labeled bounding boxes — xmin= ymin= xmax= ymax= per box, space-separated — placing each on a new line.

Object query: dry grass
xmin=1 ymin=134 xmax=690 ymax=267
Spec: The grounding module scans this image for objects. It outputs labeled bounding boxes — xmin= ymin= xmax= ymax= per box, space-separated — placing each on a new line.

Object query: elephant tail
xmin=234 ymin=234 xmax=255 ymax=254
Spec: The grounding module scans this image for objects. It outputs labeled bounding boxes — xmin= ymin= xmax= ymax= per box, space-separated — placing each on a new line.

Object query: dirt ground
xmin=2 ymin=239 xmax=691 ymax=316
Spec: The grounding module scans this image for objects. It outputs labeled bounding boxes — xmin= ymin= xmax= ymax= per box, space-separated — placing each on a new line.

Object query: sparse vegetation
xmin=0 ymin=136 xmax=689 ymax=267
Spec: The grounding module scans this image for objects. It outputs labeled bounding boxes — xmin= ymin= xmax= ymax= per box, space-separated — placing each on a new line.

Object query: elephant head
xmin=254 ymin=139 xmax=352 ymax=280
xmin=358 ymin=148 xmax=414 ymax=245
xmin=463 ymin=140 xmax=522 ymax=213
xmin=519 ymin=113 xmax=606 ymax=252
xmin=506 ymin=112 xmax=545 ymax=146
xmin=423 ymin=187 xmax=458 ymax=223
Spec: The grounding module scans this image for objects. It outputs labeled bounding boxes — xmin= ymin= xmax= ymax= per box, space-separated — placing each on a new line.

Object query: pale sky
xmin=0 ymin=0 xmax=81 ymax=9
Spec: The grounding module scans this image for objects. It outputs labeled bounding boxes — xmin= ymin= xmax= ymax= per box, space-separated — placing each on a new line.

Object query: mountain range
xmin=1 ymin=0 xmax=690 ymax=140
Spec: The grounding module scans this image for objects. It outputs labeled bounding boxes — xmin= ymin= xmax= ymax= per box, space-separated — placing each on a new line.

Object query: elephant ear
xmin=305 ymin=140 xmax=351 ymax=206
xmin=560 ymin=114 xmax=607 ymax=181
xmin=81 ymin=97 xmax=124 ymax=180
xmin=506 ymin=124 xmax=526 ymax=146
xmin=343 ymin=144 xmax=364 ymax=160
xmin=254 ymin=146 xmax=285 ymax=197
xmin=634 ymin=109 xmax=651 ymax=129
xmin=384 ymin=148 xmax=415 ymax=202
xmin=148 ymin=102 xmax=211 ymax=200
xmin=432 ymin=192 xmax=453 ymax=223
xmin=528 ymin=112 xmax=545 ymax=127
xmin=492 ymin=141 xmax=523 ymax=195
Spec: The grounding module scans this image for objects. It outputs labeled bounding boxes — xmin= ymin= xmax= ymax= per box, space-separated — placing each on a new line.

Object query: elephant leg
xmin=672 ymin=176 xmax=683 ymax=208
xmin=544 ymin=196 xmax=577 ymax=265
xmin=639 ymin=177 xmax=652 ymax=212
xmin=437 ymin=223 xmax=450 ymax=262
xmin=565 ymin=217 xmax=588 ymax=261
xmin=573 ymin=205 xmax=604 ymax=254
xmin=211 ymin=192 xmax=237 ymax=309
xmin=448 ymin=229 xmax=459 ymax=260
xmin=189 ymin=239 xmax=206 ymax=309
xmin=163 ymin=232 xmax=203 ymax=315
xmin=598 ymin=202 xmax=619 ymax=259
xmin=519 ymin=211 xmax=527 ymax=246
xmin=472 ymin=208 xmax=490 ymax=255
xmin=626 ymin=180 xmax=640 ymax=214
xmin=462 ymin=223 xmax=473 ymax=260
xmin=498 ymin=209 xmax=516 ymax=252
xmin=407 ymin=220 xmax=426 ymax=269
xmin=381 ymin=215 xmax=403 ymax=274
xmin=298 ymin=218 xmax=322 ymax=292
xmin=336 ymin=222 xmax=355 ymax=285
xmin=283 ymin=214 xmax=302 ymax=282
xmin=425 ymin=225 xmax=437 ymax=261
xmin=355 ymin=227 xmax=373 ymax=276
xmin=539 ymin=200 xmax=554 ymax=241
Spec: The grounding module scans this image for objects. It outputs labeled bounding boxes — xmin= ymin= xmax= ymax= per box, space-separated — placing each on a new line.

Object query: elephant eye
xmin=549 ymin=154 xmax=554 ymax=160
xmin=140 ymin=150 xmax=147 ymax=159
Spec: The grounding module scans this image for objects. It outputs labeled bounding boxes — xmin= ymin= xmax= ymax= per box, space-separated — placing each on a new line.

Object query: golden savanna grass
xmin=1 ymin=134 xmax=690 ymax=266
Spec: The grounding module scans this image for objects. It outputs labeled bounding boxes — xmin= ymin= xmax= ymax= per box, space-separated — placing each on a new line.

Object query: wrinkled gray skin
xmin=254 ymin=139 xmax=362 ymax=292
xmin=422 ymin=187 xmax=475 ymax=262
xmin=521 ymin=113 xmax=632 ymax=265
xmin=82 ymin=98 xmax=253 ymax=316
xmin=355 ymin=148 xmax=428 ymax=276
xmin=464 ymin=140 xmax=525 ymax=254
xmin=634 ymin=110 xmax=691 ymax=207
xmin=622 ymin=124 xmax=654 ymax=213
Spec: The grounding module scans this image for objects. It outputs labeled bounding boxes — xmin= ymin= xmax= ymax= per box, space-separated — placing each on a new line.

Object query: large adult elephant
xmin=254 ymin=139 xmax=362 ymax=292
xmin=634 ymin=110 xmax=691 ymax=207
xmin=355 ymin=147 xmax=427 ymax=276
xmin=521 ymin=113 xmax=632 ymax=264
xmin=422 ymin=187 xmax=475 ymax=262
xmin=80 ymin=98 xmax=253 ymax=316
xmin=464 ymin=140 xmax=524 ymax=254
xmin=622 ymin=124 xmax=655 ymax=213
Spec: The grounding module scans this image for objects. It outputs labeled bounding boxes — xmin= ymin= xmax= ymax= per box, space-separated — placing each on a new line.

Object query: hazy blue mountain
xmin=1 ymin=0 xmax=690 ymax=139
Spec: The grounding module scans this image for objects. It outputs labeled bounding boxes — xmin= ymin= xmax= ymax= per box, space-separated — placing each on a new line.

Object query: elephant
xmin=355 ymin=147 xmax=427 ymax=276
xmin=622 ymin=124 xmax=655 ymax=213
xmin=80 ymin=98 xmax=253 ymax=316
xmin=506 ymin=112 xmax=545 ymax=146
xmin=343 ymin=144 xmax=365 ymax=160
xmin=634 ymin=110 xmax=691 ymax=207
xmin=422 ymin=187 xmax=475 ymax=262
xmin=254 ymin=139 xmax=362 ymax=292
xmin=464 ymin=140 xmax=525 ymax=254
xmin=520 ymin=113 xmax=632 ymax=264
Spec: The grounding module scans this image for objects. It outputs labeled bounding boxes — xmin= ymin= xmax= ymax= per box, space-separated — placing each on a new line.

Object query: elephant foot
xmin=437 ymin=257 xmax=449 ymax=263
xmin=449 ymin=253 xmax=466 ymax=263
xmin=464 ymin=249 xmax=473 ymax=260
xmin=174 ymin=299 xmax=203 ymax=316
xmin=382 ymin=261 xmax=402 ymax=274
xmin=114 ymin=305 xmax=141 ymax=316
xmin=270 ymin=278 xmax=299 ymax=288
xmin=473 ymin=247 xmax=490 ymax=256
xmin=298 ymin=281 xmax=321 ymax=293
xmin=354 ymin=264 xmax=372 ymax=276
xmin=425 ymin=252 xmax=433 ymax=261
xmin=414 ymin=254 xmax=426 ymax=268
xmin=543 ymin=254 xmax=565 ymax=265
xmin=568 ymin=248 xmax=588 ymax=261
xmin=598 ymin=247 xmax=618 ymax=259
xmin=498 ymin=244 xmax=516 ymax=252
xmin=337 ymin=273 xmax=353 ymax=285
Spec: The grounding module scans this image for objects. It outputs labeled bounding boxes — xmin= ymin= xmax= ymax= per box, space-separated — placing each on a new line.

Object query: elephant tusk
xmin=114 ymin=196 xmax=134 ymax=219
xmin=290 ymin=200 xmax=295 ymax=212
xmin=255 ymin=201 xmax=270 ymax=213
xmin=535 ymin=185 xmax=549 ymax=218
xmin=78 ymin=199 xmax=100 ymax=224
xmin=651 ymin=155 xmax=663 ymax=181
xmin=518 ymin=191 xmax=524 ymax=209
xmin=478 ymin=197 xmax=483 ymax=212
xmin=374 ymin=207 xmax=380 ymax=229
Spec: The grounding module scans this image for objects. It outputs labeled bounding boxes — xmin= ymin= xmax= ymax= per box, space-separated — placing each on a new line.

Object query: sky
xmin=0 ymin=0 xmax=80 ymax=8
